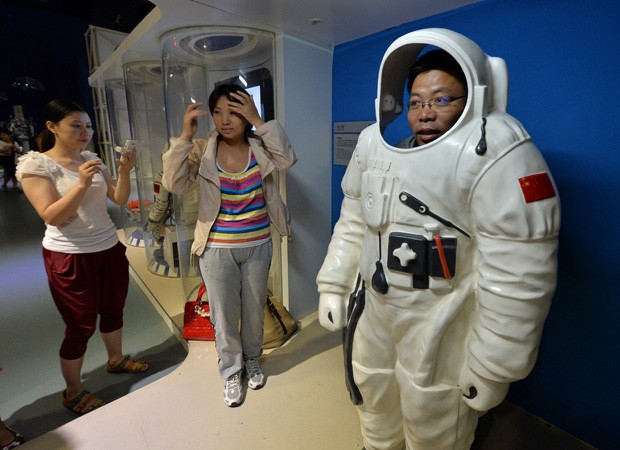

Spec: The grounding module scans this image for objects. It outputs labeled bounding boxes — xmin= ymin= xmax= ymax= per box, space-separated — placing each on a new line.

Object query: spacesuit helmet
xmin=377 ymin=28 xmax=508 ymax=148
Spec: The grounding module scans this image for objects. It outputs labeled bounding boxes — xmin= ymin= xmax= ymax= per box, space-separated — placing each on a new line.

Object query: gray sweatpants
xmin=198 ymin=240 xmax=272 ymax=380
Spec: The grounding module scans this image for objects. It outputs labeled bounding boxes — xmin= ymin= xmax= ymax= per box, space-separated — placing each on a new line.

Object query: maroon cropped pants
xmin=42 ymin=241 xmax=129 ymax=360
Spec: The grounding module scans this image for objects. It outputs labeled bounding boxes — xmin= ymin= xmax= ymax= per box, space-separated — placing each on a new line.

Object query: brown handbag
xmin=263 ymin=293 xmax=299 ymax=349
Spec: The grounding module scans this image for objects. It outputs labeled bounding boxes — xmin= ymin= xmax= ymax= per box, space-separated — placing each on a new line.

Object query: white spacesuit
xmin=316 ymin=29 xmax=560 ymax=450
xmin=146 ymin=170 xmax=172 ymax=241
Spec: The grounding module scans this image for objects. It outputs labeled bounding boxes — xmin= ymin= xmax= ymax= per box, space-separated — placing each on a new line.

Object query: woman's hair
xmin=208 ymin=84 xmax=254 ymax=136
xmin=38 ymin=99 xmax=87 ymax=152
xmin=35 ymin=130 xmax=49 ymax=152
xmin=406 ymin=49 xmax=467 ymax=94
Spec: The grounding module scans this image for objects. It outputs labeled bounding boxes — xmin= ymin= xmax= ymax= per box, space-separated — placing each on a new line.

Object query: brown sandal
xmin=0 ymin=426 xmax=25 ymax=449
xmin=62 ymin=389 xmax=105 ymax=415
xmin=105 ymin=356 xmax=149 ymax=374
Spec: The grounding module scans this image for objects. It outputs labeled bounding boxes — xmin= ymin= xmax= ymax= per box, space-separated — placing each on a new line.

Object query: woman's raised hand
xmin=180 ymin=101 xmax=209 ymax=142
xmin=228 ymin=91 xmax=265 ymax=129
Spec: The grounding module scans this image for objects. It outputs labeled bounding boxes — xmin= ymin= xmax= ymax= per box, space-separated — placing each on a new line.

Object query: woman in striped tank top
xmin=162 ymin=84 xmax=297 ymax=407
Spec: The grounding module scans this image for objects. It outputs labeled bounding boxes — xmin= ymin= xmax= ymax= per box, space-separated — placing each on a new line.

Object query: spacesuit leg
xmin=353 ymin=290 xmax=406 ymax=450
xmin=395 ymin=359 xmax=478 ymax=450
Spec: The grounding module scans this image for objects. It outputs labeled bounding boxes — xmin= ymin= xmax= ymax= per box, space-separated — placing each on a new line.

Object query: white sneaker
xmin=223 ymin=371 xmax=244 ymax=407
xmin=244 ymin=357 xmax=265 ymax=390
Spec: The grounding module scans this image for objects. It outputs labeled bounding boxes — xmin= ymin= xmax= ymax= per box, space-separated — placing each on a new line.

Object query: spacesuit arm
xmin=462 ymin=141 xmax=560 ymax=411
xmin=161 ymin=138 xmax=202 ymax=195
xmin=317 ymin=195 xmax=366 ymax=331
xmin=316 ymin=149 xmax=367 ymax=331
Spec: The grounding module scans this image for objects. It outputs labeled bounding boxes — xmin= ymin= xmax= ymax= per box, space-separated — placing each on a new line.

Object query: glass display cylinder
xmin=123 ymin=61 xmax=177 ymax=276
xmin=159 ymin=26 xmax=282 ymax=300
xmin=104 ymin=78 xmax=143 ymax=247
xmin=104 ymin=78 xmax=132 ymax=169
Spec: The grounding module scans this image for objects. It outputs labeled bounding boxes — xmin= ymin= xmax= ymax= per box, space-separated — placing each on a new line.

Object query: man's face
xmin=407 ymin=69 xmax=467 ymax=146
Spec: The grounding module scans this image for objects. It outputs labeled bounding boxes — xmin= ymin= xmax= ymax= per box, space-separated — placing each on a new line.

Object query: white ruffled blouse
xmin=16 ymin=151 xmax=118 ymax=253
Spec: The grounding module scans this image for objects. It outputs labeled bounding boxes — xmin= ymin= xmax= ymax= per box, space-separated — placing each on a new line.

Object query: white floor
xmin=19 ymin=232 xmax=364 ymax=450
xmin=2 ymin=192 xmax=595 ymax=450
xmin=0 ymin=193 xmax=183 ymax=439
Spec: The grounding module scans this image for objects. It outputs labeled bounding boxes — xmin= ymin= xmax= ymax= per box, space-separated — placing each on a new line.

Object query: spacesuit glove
xmin=459 ymin=366 xmax=509 ymax=412
xmin=318 ymin=293 xmax=347 ymax=332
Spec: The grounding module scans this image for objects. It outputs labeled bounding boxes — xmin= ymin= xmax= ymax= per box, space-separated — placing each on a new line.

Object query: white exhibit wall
xmin=277 ymin=33 xmax=333 ymax=320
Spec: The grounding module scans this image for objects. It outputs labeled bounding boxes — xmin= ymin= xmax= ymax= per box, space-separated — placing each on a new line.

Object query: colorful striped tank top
xmin=207 ymin=151 xmax=271 ymax=248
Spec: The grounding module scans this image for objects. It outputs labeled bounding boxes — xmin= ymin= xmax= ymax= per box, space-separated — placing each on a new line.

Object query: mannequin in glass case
xmin=146 ymin=170 xmax=172 ymax=242
xmin=316 ymin=29 xmax=560 ymax=450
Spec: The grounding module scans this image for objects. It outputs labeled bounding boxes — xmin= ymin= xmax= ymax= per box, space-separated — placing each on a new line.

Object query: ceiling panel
xmin=1 ymin=0 xmax=479 ymax=47
xmin=188 ymin=0 xmax=479 ymax=47
xmin=80 ymin=0 xmax=480 ymax=82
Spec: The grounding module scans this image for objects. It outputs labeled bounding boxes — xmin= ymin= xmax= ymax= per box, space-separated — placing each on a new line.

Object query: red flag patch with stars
xmin=518 ymin=172 xmax=556 ymax=203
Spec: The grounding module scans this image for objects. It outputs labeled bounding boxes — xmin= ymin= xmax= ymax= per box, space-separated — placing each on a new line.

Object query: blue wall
xmin=332 ymin=0 xmax=620 ymax=448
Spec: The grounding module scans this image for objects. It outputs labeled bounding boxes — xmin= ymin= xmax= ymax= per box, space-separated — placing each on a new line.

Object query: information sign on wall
xmin=333 ymin=121 xmax=374 ymax=166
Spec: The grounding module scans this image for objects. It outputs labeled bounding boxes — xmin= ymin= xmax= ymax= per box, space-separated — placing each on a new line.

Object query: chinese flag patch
xmin=518 ymin=172 xmax=556 ymax=203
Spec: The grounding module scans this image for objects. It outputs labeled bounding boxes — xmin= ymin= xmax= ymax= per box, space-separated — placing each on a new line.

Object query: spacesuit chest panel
xmin=359 ymin=135 xmax=474 ymax=235
xmin=355 ymin=122 xmax=491 ymax=293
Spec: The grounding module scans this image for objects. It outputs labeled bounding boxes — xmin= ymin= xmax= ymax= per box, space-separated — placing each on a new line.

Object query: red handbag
xmin=182 ymin=284 xmax=215 ymax=341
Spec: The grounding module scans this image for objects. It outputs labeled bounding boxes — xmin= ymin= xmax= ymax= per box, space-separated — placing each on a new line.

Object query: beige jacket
xmin=162 ymin=120 xmax=297 ymax=256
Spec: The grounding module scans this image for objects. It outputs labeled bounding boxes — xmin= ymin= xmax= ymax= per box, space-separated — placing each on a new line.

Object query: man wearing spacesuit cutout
xmin=316 ymin=29 xmax=560 ymax=450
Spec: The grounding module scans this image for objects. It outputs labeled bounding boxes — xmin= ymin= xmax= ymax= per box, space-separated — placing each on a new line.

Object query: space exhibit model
xmin=316 ymin=28 xmax=560 ymax=450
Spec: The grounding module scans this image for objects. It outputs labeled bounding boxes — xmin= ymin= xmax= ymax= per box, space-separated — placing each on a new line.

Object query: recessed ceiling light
xmin=193 ymin=35 xmax=246 ymax=54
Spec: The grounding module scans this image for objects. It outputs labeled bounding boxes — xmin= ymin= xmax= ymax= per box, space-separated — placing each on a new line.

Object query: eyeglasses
xmin=407 ymin=95 xmax=466 ymax=111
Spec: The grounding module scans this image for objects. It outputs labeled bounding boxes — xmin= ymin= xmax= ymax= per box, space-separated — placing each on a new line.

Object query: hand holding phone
xmin=116 ymin=140 xmax=138 ymax=167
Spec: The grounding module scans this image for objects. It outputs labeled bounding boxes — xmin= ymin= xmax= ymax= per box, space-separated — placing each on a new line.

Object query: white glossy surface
xmin=317 ymin=28 xmax=560 ymax=450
